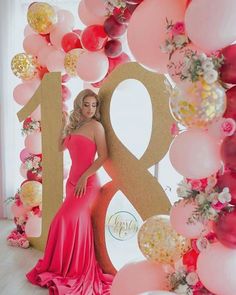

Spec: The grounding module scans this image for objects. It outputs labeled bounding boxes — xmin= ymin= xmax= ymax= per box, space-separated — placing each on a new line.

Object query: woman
xmin=26 ymin=89 xmax=114 ymax=294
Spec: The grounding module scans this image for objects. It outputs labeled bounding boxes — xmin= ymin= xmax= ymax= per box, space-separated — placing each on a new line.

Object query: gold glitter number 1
xmin=17 ymin=73 xmax=63 ymax=251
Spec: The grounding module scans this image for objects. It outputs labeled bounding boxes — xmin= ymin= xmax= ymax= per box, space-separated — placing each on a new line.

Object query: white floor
xmin=0 ymin=219 xmax=47 ymax=295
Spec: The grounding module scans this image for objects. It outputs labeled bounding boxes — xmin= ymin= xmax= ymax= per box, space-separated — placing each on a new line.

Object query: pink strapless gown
xmin=26 ymin=134 xmax=114 ymax=295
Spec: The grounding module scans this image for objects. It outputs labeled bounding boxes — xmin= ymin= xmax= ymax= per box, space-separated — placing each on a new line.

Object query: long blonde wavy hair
xmin=64 ymin=89 xmax=101 ymax=136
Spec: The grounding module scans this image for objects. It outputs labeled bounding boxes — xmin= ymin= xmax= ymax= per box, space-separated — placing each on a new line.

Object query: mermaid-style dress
xmin=26 ymin=134 xmax=113 ymax=295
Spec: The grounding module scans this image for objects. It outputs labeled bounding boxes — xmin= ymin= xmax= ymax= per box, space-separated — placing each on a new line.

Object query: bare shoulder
xmin=91 ymin=120 xmax=105 ymax=133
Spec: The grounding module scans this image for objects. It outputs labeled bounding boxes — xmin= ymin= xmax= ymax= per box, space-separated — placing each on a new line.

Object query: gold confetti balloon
xmin=27 ymin=2 xmax=57 ymax=34
xmin=138 ymin=215 xmax=190 ymax=265
xmin=64 ymin=49 xmax=84 ymax=77
xmin=20 ymin=181 xmax=42 ymax=207
xmin=11 ymin=53 xmax=38 ymax=80
xmin=169 ymin=80 xmax=226 ymax=128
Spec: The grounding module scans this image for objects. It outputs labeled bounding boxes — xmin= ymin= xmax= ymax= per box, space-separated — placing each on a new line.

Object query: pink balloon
xmin=50 ymin=24 xmax=70 ymax=49
xmin=185 ymin=0 xmax=236 ymax=51
xmin=23 ymin=34 xmax=47 ymax=56
xmin=13 ymin=83 xmax=36 ymax=106
xmin=169 ymin=129 xmax=222 ymax=179
xmin=11 ymin=203 xmax=29 ymax=218
xmin=76 ymin=51 xmax=109 ymax=82
xmin=78 ymin=0 xmax=106 ymax=26
xmin=25 ymin=215 xmax=42 ymax=237
xmin=20 ymin=148 xmax=32 ymax=163
xmin=127 ymin=0 xmax=186 ymax=73
xmin=31 ymin=106 xmax=41 ymax=121
xmin=197 ymin=242 xmax=236 ymax=295
xmin=84 ymin=0 xmax=106 ymax=17
xmin=111 ymin=261 xmax=168 ymax=295
xmin=57 ymin=10 xmax=75 ymax=29
xmin=25 ymin=132 xmax=42 ymax=154
xmin=37 ymin=45 xmax=55 ymax=67
xmin=20 ymin=163 xmax=27 ymax=179
xmin=170 ymin=199 xmax=205 ymax=238
xmin=46 ymin=50 xmax=66 ymax=72
xmin=24 ymin=25 xmax=36 ymax=37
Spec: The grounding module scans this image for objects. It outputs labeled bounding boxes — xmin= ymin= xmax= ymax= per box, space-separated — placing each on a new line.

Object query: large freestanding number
xmin=17 ymin=73 xmax=63 ymax=251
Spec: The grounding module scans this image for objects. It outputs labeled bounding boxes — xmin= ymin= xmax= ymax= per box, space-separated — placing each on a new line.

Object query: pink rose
xmin=221 ymin=118 xmax=236 ymax=137
xmin=171 ymin=22 xmax=185 ymax=36
xmin=211 ymin=200 xmax=227 ymax=211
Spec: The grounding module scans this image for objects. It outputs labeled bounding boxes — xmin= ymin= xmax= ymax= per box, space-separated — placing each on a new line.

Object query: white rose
xmin=203 ymin=69 xmax=218 ymax=84
xmin=175 ymin=284 xmax=192 ymax=295
xmin=173 ymin=35 xmax=188 ymax=47
xmin=198 ymin=53 xmax=207 ymax=61
xmin=202 ymin=59 xmax=214 ymax=72
xmin=186 ymin=272 xmax=199 ymax=286
xmin=196 ymin=193 xmax=206 ymax=205
xmin=218 ymin=187 xmax=232 ymax=203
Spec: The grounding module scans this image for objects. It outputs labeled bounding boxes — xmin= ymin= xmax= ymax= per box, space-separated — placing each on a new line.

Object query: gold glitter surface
xmin=64 ymin=49 xmax=84 ymax=77
xmin=169 ymin=80 xmax=226 ymax=128
xmin=27 ymin=2 xmax=57 ymax=34
xmin=138 ymin=215 xmax=190 ymax=265
xmin=11 ymin=53 xmax=38 ymax=80
xmin=20 ymin=181 xmax=42 ymax=207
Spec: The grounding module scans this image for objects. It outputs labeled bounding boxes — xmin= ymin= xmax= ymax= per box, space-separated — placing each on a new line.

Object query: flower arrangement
xmin=168 ymin=49 xmax=224 ymax=84
xmin=7 ymin=229 xmax=29 ymax=248
xmin=24 ymin=155 xmax=42 ymax=173
xmin=176 ymin=176 xmax=232 ymax=223
xmin=22 ymin=118 xmax=41 ymax=135
xmin=169 ymin=266 xmax=214 ymax=295
xmin=105 ymin=0 xmax=127 ymax=14
xmin=161 ymin=19 xmax=190 ymax=59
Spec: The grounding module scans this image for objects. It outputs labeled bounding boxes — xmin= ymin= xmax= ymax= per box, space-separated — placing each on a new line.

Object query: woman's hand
xmin=74 ymin=175 xmax=88 ymax=198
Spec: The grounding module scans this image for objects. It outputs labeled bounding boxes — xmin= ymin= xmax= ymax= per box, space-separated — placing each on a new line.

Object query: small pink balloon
xmin=84 ymin=0 xmax=106 ymax=17
xmin=46 ymin=50 xmax=66 ymax=72
xmin=170 ymin=199 xmax=205 ymax=238
xmin=78 ymin=0 xmax=106 ymax=26
xmin=185 ymin=0 xmax=236 ymax=51
xmin=197 ymin=242 xmax=236 ymax=295
xmin=50 ymin=24 xmax=70 ymax=49
xmin=25 ymin=215 xmax=42 ymax=237
xmin=31 ymin=106 xmax=41 ymax=121
xmin=25 ymin=132 xmax=42 ymax=154
xmin=76 ymin=51 xmax=109 ymax=82
xmin=11 ymin=203 xmax=29 ymax=218
xmin=23 ymin=34 xmax=47 ymax=56
xmin=13 ymin=83 xmax=36 ymax=106
xmin=24 ymin=25 xmax=36 ymax=37
xmin=111 ymin=261 xmax=168 ymax=295
xmin=20 ymin=163 xmax=28 ymax=179
xmin=169 ymin=129 xmax=222 ymax=179
xmin=127 ymin=0 xmax=186 ymax=73
xmin=57 ymin=9 xmax=75 ymax=29
xmin=37 ymin=45 xmax=55 ymax=67
xmin=20 ymin=148 xmax=32 ymax=163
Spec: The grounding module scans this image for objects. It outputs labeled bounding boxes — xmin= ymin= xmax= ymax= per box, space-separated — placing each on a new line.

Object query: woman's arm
xmin=74 ymin=121 xmax=108 ymax=197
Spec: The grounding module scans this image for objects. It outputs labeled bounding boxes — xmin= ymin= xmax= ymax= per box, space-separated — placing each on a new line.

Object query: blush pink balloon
xmin=78 ymin=0 xmax=106 ymax=26
xmin=111 ymin=261 xmax=168 ymax=295
xmin=46 ymin=50 xmax=66 ymax=72
xmin=197 ymin=242 xmax=236 ymax=295
xmin=20 ymin=163 xmax=27 ymax=179
xmin=31 ymin=106 xmax=41 ymax=121
xmin=25 ymin=215 xmax=42 ymax=237
xmin=11 ymin=203 xmax=29 ymax=218
xmin=20 ymin=148 xmax=32 ymax=163
xmin=57 ymin=9 xmax=75 ymax=29
xmin=185 ymin=0 xmax=236 ymax=51
xmin=23 ymin=34 xmax=48 ymax=56
xmin=169 ymin=129 xmax=222 ymax=179
xmin=24 ymin=24 xmax=35 ymax=37
xmin=37 ymin=45 xmax=55 ymax=67
xmin=13 ymin=83 xmax=36 ymax=106
xmin=84 ymin=0 xmax=106 ymax=17
xmin=127 ymin=0 xmax=186 ymax=73
xmin=76 ymin=51 xmax=109 ymax=83
xmin=170 ymin=199 xmax=205 ymax=238
xmin=50 ymin=24 xmax=70 ymax=49
xmin=25 ymin=132 xmax=42 ymax=154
